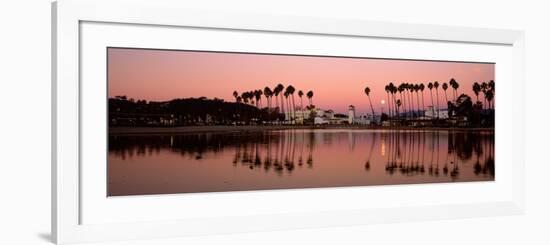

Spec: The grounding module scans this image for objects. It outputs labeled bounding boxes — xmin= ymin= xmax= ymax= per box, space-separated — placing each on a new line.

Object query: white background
xmin=0 ymin=0 xmax=547 ymax=244
xmin=80 ymin=21 xmax=513 ymax=225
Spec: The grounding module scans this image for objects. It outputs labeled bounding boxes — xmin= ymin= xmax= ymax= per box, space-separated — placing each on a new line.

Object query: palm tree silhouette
xmin=396 ymin=99 xmax=402 ymax=120
xmin=434 ymin=81 xmax=440 ymax=119
xmin=284 ymin=91 xmax=290 ymax=123
xmin=264 ymin=87 xmax=272 ymax=110
xmin=286 ymin=85 xmax=296 ymax=123
xmin=306 ymin=90 xmax=314 ymax=107
xmin=385 ymin=85 xmax=392 ymax=119
xmin=487 ymin=80 xmax=495 ymax=109
xmin=427 ymin=82 xmax=434 ymax=119
xmin=233 ymin=91 xmax=240 ymax=119
xmin=485 ymin=89 xmax=494 ymax=110
xmin=273 ymin=85 xmax=280 ymax=113
xmin=480 ymin=81 xmax=488 ymax=108
xmin=298 ymin=90 xmax=304 ymax=109
xmin=407 ymin=84 xmax=414 ymax=118
xmin=450 ymin=78 xmax=459 ymax=101
xmin=472 ymin=82 xmax=481 ymax=106
xmin=390 ymin=83 xmax=398 ymax=116
xmin=364 ymin=86 xmax=375 ymax=120
xmin=276 ymin=84 xmax=285 ymax=115
xmin=419 ymin=83 xmax=425 ymax=116
xmin=414 ymin=84 xmax=420 ymax=117
xmin=254 ymin=90 xmax=262 ymax=108
xmin=241 ymin=92 xmax=249 ymax=105
xmin=398 ymin=84 xmax=406 ymax=118
xmin=442 ymin=82 xmax=449 ymax=106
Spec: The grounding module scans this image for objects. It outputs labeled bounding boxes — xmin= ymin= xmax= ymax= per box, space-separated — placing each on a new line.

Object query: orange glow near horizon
xmin=108 ymin=48 xmax=494 ymax=115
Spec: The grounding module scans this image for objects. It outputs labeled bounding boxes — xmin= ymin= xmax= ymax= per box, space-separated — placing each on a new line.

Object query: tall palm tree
xmin=419 ymin=83 xmax=425 ymax=116
xmin=398 ymin=84 xmax=405 ymax=118
xmin=407 ymin=83 xmax=414 ymax=117
xmin=298 ymin=90 xmax=304 ymax=110
xmin=472 ymin=82 xmax=481 ymax=105
xmin=414 ymin=84 xmax=420 ymax=118
xmin=427 ymin=82 xmax=434 ymax=119
xmin=433 ymin=81 xmax=440 ymax=119
xmin=391 ymin=85 xmax=399 ymax=116
xmin=276 ymin=84 xmax=285 ymax=114
xmin=388 ymin=83 xmax=396 ymax=114
xmin=480 ymin=82 xmax=488 ymax=108
xmin=364 ymin=86 xmax=376 ymax=119
xmin=401 ymin=83 xmax=411 ymax=116
xmin=235 ymin=95 xmax=242 ymax=120
xmin=297 ymin=90 xmax=304 ymax=124
xmin=254 ymin=90 xmax=262 ymax=108
xmin=485 ymin=89 xmax=494 ymax=110
xmin=385 ymin=85 xmax=392 ymax=118
xmin=264 ymin=87 xmax=272 ymax=109
xmin=241 ymin=92 xmax=249 ymax=105
xmin=396 ymin=99 xmax=402 ymax=120
xmin=406 ymin=83 xmax=413 ymax=118
xmin=489 ymin=80 xmax=495 ymax=109
xmin=402 ymin=83 xmax=409 ymax=118
xmin=284 ymin=89 xmax=292 ymax=121
xmin=306 ymin=90 xmax=314 ymax=107
xmin=251 ymin=90 xmax=258 ymax=108
xmin=273 ymin=86 xmax=280 ymax=112
xmin=285 ymin=85 xmax=296 ymax=123
xmin=450 ymin=78 xmax=459 ymax=101
xmin=442 ymin=82 xmax=449 ymax=106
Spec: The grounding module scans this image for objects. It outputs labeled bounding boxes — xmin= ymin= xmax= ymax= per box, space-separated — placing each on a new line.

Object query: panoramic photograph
xmin=107 ymin=47 xmax=495 ymax=196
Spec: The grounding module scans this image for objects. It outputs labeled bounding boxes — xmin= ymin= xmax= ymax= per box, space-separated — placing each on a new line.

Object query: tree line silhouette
xmin=110 ymin=78 xmax=495 ymax=127
xmin=109 ymin=83 xmax=315 ymax=126
xmin=232 ymin=83 xmax=314 ymax=124
xmin=364 ymin=79 xmax=495 ymax=126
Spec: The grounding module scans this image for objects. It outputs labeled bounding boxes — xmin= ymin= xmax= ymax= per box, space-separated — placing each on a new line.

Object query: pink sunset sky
xmin=108 ymin=48 xmax=494 ymax=115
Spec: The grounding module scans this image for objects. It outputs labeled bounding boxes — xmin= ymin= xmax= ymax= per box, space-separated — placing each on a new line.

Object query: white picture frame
xmin=52 ymin=0 xmax=525 ymax=244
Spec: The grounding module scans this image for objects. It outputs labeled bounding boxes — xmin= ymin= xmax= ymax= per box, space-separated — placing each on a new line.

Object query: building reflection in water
xmin=108 ymin=129 xmax=494 ymax=195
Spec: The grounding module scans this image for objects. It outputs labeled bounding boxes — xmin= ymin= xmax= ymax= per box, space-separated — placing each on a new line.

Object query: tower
xmin=348 ymin=105 xmax=355 ymax=124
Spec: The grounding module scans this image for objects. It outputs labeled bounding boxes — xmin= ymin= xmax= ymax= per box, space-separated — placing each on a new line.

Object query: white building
xmin=347 ymin=105 xmax=372 ymax=125
xmin=424 ymin=106 xmax=449 ymax=119
xmin=291 ymin=105 xmax=372 ymax=125
xmin=314 ymin=116 xmax=329 ymax=125
xmin=353 ymin=115 xmax=372 ymax=125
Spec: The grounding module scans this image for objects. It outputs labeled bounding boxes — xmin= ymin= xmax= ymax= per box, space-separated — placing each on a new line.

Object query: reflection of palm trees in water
xmin=386 ymin=130 xmax=426 ymax=175
xmin=474 ymin=133 xmax=494 ymax=176
xmin=306 ymin=131 xmax=315 ymax=168
xmin=380 ymin=130 xmax=494 ymax=179
xmin=227 ymin=130 xmax=315 ymax=174
xmin=109 ymin=130 xmax=493 ymax=179
xmin=364 ymin=132 xmax=376 ymax=171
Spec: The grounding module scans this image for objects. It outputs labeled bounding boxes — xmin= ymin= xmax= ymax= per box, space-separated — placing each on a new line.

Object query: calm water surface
xmin=108 ymin=129 xmax=494 ymax=196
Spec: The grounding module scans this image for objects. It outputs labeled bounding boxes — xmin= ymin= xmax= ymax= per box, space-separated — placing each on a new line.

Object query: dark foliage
xmin=109 ymin=97 xmax=283 ymax=126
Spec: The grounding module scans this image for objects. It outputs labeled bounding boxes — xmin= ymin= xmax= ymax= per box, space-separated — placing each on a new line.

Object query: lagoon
xmin=108 ymin=129 xmax=494 ymax=196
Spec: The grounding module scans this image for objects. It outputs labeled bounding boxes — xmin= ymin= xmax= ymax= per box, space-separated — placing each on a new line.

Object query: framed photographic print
xmin=52 ymin=0 xmax=525 ymax=244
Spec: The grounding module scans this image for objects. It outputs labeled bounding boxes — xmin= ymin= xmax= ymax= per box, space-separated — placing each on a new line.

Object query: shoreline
xmin=109 ymin=125 xmax=494 ymax=135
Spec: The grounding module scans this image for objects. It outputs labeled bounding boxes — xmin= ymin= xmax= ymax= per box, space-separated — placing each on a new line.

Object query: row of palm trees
xmin=472 ymin=80 xmax=495 ymax=110
xmin=364 ymin=78 xmax=495 ymax=121
xmin=232 ymin=84 xmax=315 ymax=123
